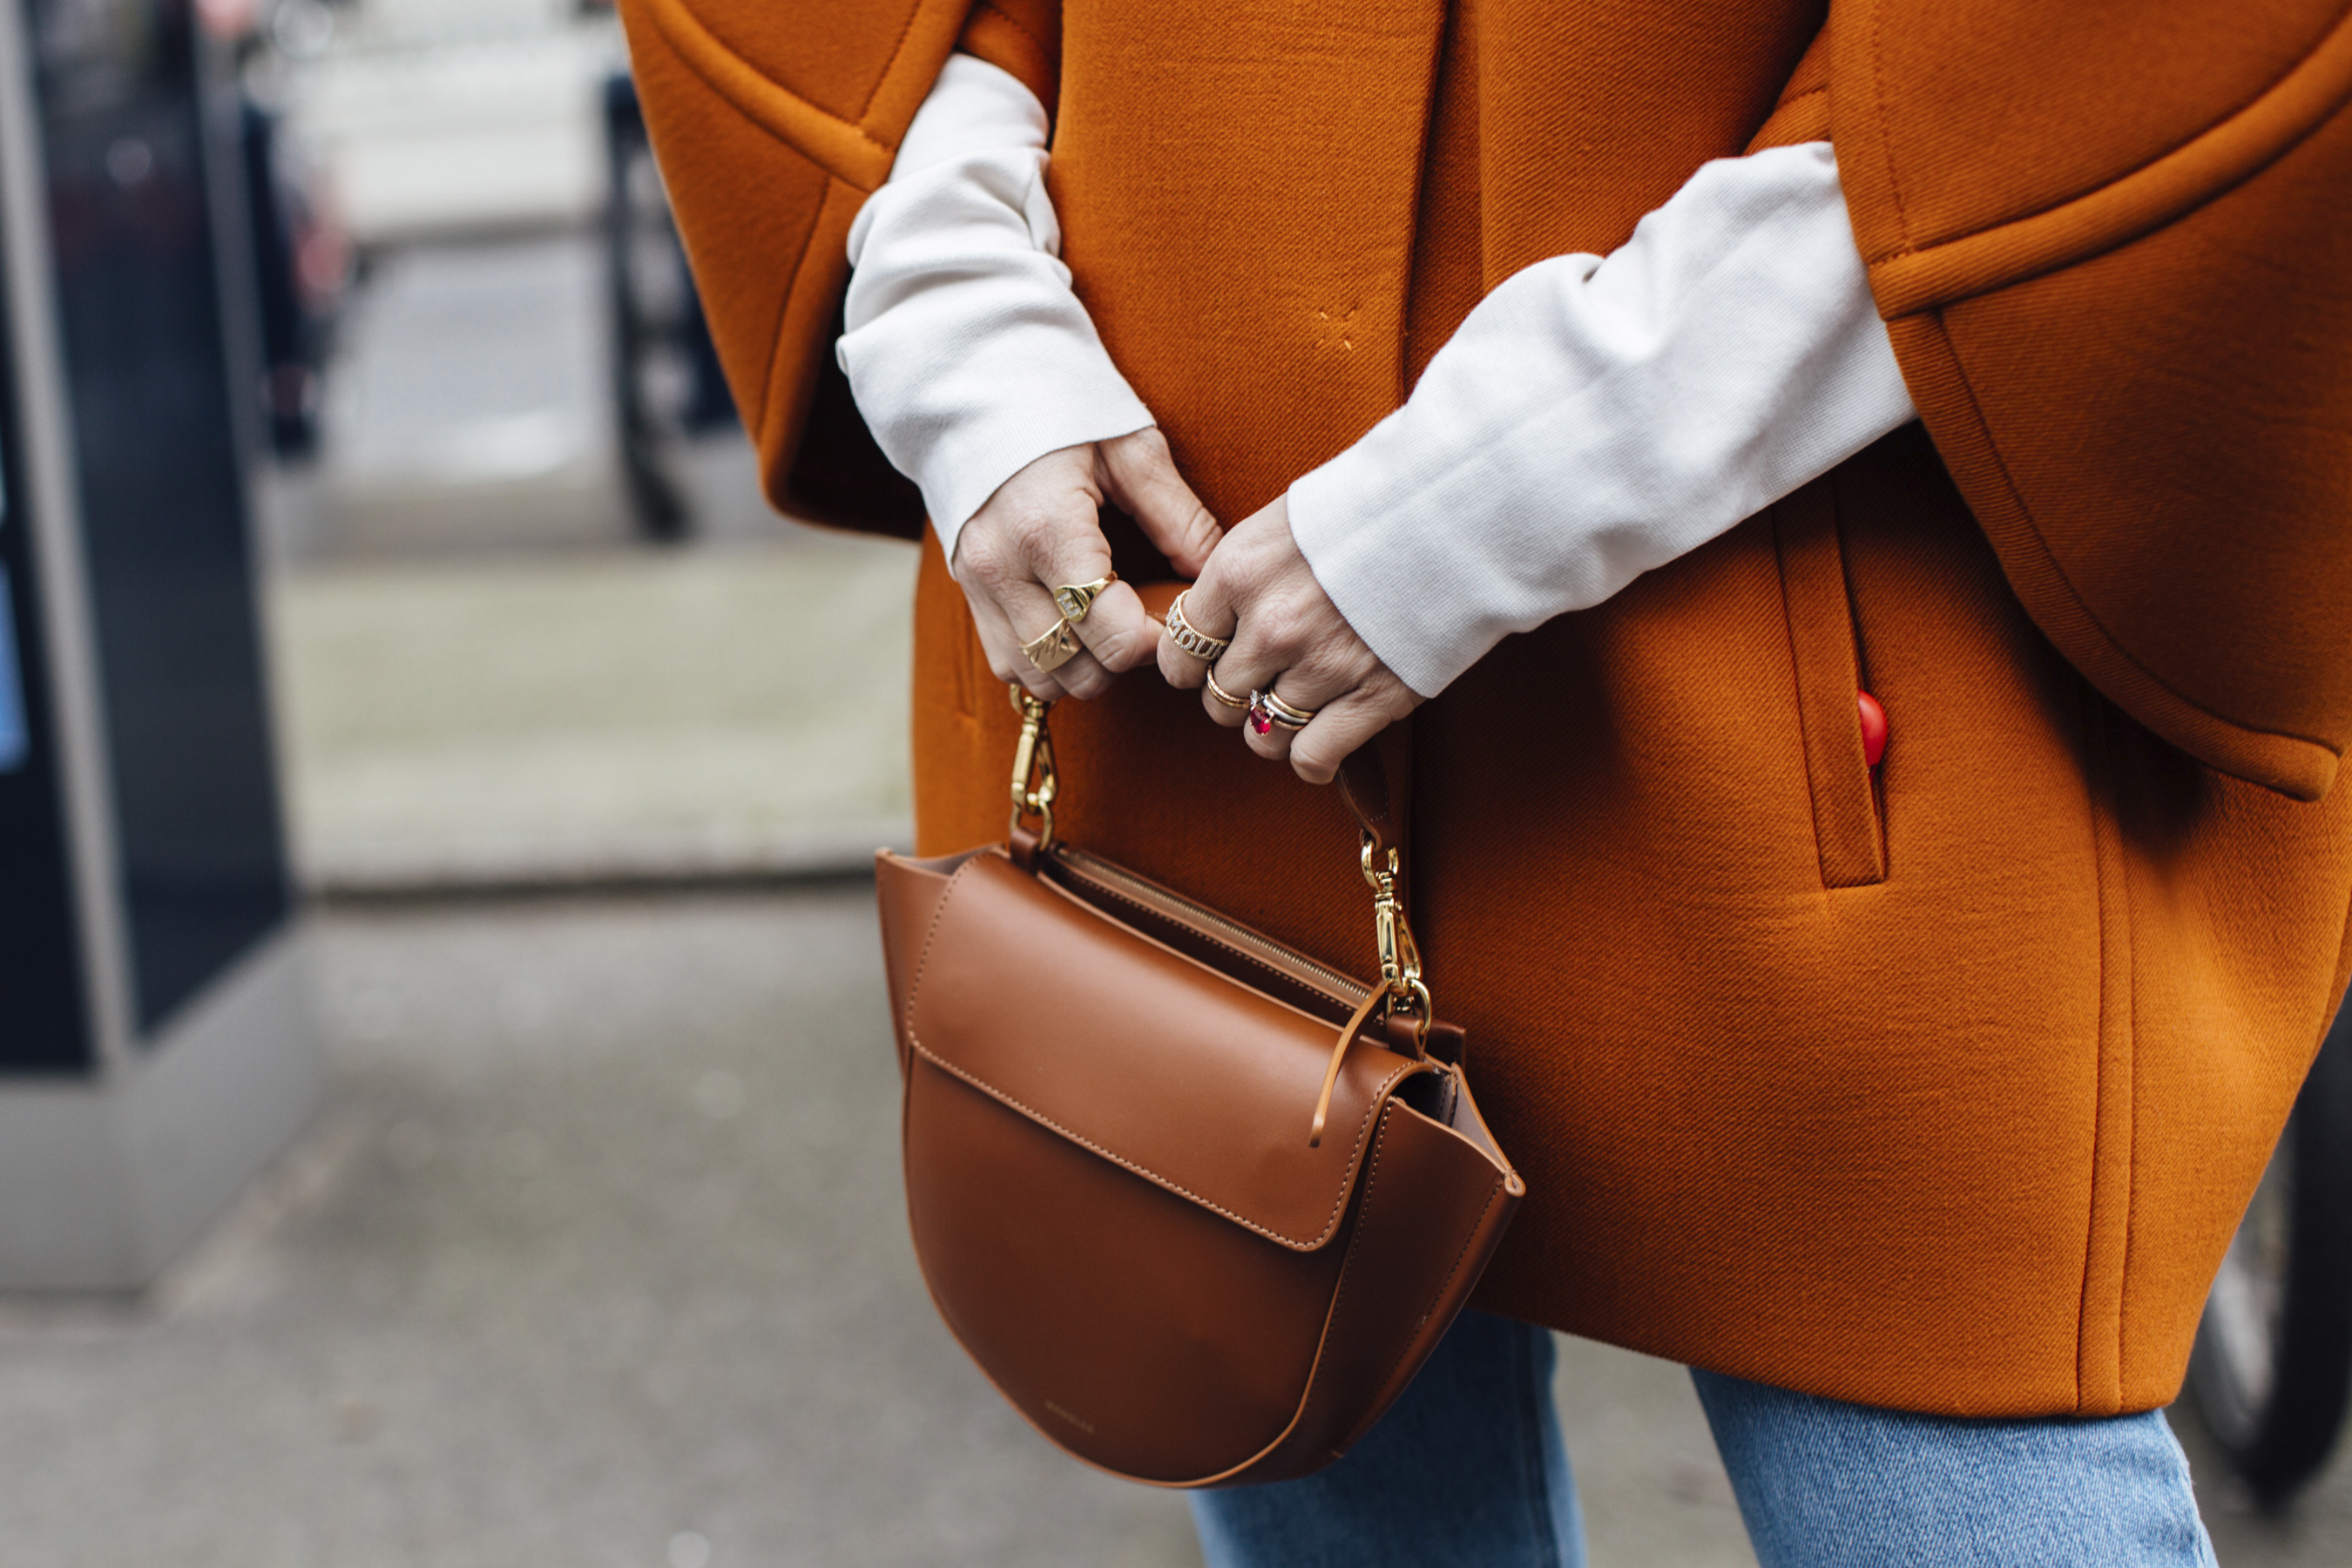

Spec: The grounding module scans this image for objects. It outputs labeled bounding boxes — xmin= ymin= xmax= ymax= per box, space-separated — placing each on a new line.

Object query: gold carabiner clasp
xmin=1362 ymin=834 xmax=1421 ymax=982
xmin=1008 ymin=686 xmax=1058 ymax=847
xmin=1312 ymin=839 xmax=1435 ymax=1145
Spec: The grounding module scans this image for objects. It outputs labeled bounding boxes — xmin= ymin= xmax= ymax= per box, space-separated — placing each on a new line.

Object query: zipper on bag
xmin=1050 ymin=847 xmax=1374 ymax=1010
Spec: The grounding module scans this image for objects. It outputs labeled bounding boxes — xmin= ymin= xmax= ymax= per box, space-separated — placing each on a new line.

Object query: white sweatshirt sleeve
xmin=840 ymin=60 xmax=1918 ymax=686
xmin=838 ymin=54 xmax=1153 ymax=575
xmin=1288 ymin=141 xmax=1916 ymax=696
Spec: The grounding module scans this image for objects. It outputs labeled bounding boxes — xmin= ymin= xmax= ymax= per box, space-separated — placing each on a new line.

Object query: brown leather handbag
xmin=874 ymin=689 xmax=1524 ymax=1487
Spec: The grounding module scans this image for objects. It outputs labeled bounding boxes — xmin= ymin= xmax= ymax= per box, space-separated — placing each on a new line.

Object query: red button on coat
xmin=1857 ymin=690 xmax=1889 ymax=767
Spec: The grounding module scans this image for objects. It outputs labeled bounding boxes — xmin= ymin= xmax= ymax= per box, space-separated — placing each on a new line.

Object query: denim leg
xmin=1692 ymin=1369 xmax=2218 ymax=1568
xmin=1188 ymin=1310 xmax=1586 ymax=1568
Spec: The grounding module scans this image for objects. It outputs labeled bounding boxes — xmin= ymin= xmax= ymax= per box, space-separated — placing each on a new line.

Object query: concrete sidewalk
xmin=0 ymin=889 xmax=1181 ymax=1568
xmin=0 ymin=889 xmax=1745 ymax=1567
xmin=267 ymin=525 xmax=917 ymax=896
xmin=0 ymin=887 xmax=2339 ymax=1565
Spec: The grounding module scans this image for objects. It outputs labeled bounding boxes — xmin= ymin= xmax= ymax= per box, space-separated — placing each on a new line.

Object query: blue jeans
xmin=1188 ymin=1312 xmax=2219 ymax=1568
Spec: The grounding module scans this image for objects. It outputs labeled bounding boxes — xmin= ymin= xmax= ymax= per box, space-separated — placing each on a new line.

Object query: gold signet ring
xmin=1022 ymin=618 xmax=1084 ymax=674
xmin=1051 ymin=572 xmax=1118 ymax=623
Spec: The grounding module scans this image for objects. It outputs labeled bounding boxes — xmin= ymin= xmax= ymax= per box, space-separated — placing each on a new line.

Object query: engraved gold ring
xmin=1162 ymin=591 xmax=1231 ymax=662
xmin=1022 ymin=617 xmax=1084 ymax=674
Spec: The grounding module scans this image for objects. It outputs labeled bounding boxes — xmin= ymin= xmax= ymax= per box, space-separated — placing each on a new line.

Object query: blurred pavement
xmin=260 ymin=232 xmax=917 ymax=896
xmin=0 ymin=885 xmax=2338 ymax=1565
xmin=297 ymin=235 xmax=623 ymax=552
xmin=0 ymin=890 xmax=1186 ymax=1568
xmin=0 ymin=887 xmax=1746 ymax=1567
xmin=267 ymin=535 xmax=915 ymax=895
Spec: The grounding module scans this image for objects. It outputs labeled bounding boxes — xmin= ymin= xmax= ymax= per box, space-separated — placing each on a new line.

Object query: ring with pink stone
xmin=1247 ymin=688 xmax=1315 ymax=735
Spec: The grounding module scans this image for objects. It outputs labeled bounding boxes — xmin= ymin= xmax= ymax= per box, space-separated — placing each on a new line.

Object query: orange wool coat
xmin=619 ymin=0 xmax=2352 ymax=1416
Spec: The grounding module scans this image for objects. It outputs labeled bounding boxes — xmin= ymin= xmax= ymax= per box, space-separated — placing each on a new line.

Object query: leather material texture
xmin=878 ymin=835 xmax=1522 ymax=1486
xmin=875 ymin=847 xmax=983 ymax=1074
xmin=908 ymin=852 xmax=1420 ymax=1247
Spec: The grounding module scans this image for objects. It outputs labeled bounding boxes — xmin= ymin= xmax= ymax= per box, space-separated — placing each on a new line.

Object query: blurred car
xmin=2189 ymin=1005 xmax=2352 ymax=1504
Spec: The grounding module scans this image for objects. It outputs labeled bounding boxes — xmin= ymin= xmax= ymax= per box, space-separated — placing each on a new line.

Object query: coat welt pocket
xmin=1774 ymin=476 xmax=1887 ymax=889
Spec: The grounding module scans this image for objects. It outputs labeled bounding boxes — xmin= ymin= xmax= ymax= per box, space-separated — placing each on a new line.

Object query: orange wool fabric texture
xmin=618 ymin=0 xmax=2352 ymax=1416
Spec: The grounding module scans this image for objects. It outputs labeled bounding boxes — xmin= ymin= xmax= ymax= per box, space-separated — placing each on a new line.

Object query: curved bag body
xmin=877 ymin=844 xmax=1523 ymax=1485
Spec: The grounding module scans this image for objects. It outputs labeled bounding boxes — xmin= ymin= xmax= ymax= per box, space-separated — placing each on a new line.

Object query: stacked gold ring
xmin=1204 ymin=667 xmax=1250 ymax=709
xmin=1162 ymin=591 xmax=1231 ymax=662
xmin=1248 ymin=688 xmax=1316 ymax=733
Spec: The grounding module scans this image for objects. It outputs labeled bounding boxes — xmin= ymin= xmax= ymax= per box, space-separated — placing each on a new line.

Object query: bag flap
xmin=903 ymin=850 xmax=1423 ymax=1252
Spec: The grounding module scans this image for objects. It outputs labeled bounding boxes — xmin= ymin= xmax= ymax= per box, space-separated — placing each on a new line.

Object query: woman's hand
xmin=955 ymin=427 xmax=1221 ymax=701
xmin=1158 ymin=494 xmax=1422 ymax=785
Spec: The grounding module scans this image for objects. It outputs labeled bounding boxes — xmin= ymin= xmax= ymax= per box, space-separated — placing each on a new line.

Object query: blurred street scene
xmin=0 ymin=1 xmax=2345 ymax=1564
xmin=262 ymin=229 xmax=915 ymax=895
xmin=249 ymin=0 xmax=916 ymax=892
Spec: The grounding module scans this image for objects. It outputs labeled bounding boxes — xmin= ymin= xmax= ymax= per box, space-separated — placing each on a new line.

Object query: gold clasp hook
xmin=1008 ymin=686 xmax=1058 ymax=847
xmin=1361 ymin=832 xmax=1426 ymax=1022
xmin=1310 ymin=831 xmax=1434 ymax=1146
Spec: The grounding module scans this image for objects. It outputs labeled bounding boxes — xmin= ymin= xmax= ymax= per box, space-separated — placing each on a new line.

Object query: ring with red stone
xmin=1247 ymin=688 xmax=1315 ymax=735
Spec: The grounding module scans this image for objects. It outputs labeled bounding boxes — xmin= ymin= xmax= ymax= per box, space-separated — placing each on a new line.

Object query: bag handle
xmin=1337 ymin=742 xmax=1400 ymax=856
xmin=1006 ymin=688 xmax=1432 ymax=1145
xmin=1008 ymin=685 xmax=1404 ymax=855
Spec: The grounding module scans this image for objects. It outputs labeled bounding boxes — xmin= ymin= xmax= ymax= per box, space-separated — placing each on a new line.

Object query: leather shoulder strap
xmin=1338 ymin=722 xmax=1414 ymax=876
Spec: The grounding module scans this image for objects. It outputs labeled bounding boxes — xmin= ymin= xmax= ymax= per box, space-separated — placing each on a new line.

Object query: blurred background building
xmin=0 ymin=1 xmax=2342 ymax=1563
